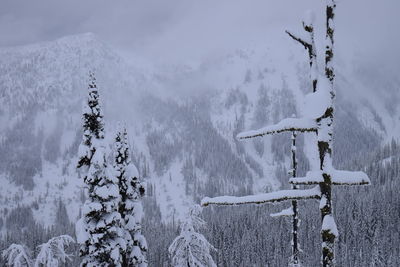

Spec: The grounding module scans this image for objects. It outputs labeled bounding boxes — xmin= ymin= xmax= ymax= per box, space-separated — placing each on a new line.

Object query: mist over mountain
xmin=0 ymin=18 xmax=399 ymax=265
xmin=0 ymin=30 xmax=396 ymax=221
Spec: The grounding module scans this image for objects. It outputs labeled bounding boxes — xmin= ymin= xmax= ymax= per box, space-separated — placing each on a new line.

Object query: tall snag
xmin=201 ymin=1 xmax=370 ymax=266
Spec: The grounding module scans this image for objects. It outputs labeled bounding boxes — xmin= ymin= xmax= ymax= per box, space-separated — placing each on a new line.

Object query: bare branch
xmin=237 ymin=118 xmax=317 ymax=140
xmin=201 ymin=187 xmax=321 ymax=207
xmin=285 ymin=30 xmax=312 ymax=50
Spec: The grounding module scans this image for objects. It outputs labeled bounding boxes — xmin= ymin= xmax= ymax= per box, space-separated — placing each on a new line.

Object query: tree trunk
xmin=319 ymin=1 xmax=336 ymax=266
xmin=291 ymin=132 xmax=300 ymax=265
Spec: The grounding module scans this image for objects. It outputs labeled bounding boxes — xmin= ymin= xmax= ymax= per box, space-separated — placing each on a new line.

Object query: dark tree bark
xmin=291 ymin=131 xmax=300 ymax=266
xmin=319 ymin=1 xmax=337 ymax=266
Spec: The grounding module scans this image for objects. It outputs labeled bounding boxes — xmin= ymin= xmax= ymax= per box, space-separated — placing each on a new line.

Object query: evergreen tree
xmin=168 ymin=205 xmax=216 ymax=267
xmin=34 ymin=235 xmax=75 ymax=267
xmin=77 ymin=144 xmax=124 ymax=267
xmin=76 ymin=72 xmax=124 ymax=267
xmin=113 ymin=125 xmax=147 ymax=267
xmin=77 ymin=71 xmax=105 ymax=183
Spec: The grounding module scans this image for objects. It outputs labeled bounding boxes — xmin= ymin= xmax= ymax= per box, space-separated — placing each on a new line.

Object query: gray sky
xmin=0 ymin=0 xmax=399 ymax=68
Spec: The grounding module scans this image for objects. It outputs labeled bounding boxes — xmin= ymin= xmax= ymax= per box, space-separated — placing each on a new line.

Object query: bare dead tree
xmin=269 ymin=14 xmax=319 ymax=265
xmin=270 ymin=131 xmax=301 ymax=266
xmin=201 ymin=1 xmax=371 ymax=266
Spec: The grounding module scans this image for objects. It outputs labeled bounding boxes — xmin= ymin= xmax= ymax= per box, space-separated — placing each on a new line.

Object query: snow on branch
xmin=34 ymin=235 xmax=75 ymax=267
xmin=201 ymin=186 xmax=321 ymax=207
xmin=237 ymin=118 xmax=317 ymax=140
xmin=331 ymin=170 xmax=371 ymax=185
xmin=2 ymin=244 xmax=31 ymax=267
xmin=289 ymin=170 xmax=371 ymax=185
xmin=321 ymin=214 xmax=339 ymax=238
xmin=289 ymin=171 xmax=323 ymax=185
xmin=270 ymin=206 xmax=294 ymax=218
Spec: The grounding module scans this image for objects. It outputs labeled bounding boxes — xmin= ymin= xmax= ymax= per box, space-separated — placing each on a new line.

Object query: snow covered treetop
xmin=88 ymin=71 xmax=97 ymax=90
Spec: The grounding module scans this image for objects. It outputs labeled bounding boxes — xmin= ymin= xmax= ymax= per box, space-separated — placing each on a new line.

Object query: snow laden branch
xmin=2 ymin=244 xmax=31 ymax=267
xmin=270 ymin=206 xmax=294 ymax=218
xmin=169 ymin=205 xmax=216 ymax=267
xmin=34 ymin=235 xmax=75 ymax=267
xmin=289 ymin=170 xmax=371 ymax=185
xmin=237 ymin=118 xmax=317 ymax=140
xmin=201 ymin=186 xmax=321 ymax=207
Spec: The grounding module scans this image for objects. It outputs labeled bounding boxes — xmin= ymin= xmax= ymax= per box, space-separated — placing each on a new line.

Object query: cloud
xmin=0 ymin=0 xmax=399 ymax=69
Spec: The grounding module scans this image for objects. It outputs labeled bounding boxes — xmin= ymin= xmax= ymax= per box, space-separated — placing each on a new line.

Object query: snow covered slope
xmin=0 ymin=33 xmax=398 ymax=228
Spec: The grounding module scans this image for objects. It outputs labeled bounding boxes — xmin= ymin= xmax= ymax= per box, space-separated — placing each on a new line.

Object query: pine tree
xmin=113 ymin=125 xmax=147 ymax=267
xmin=76 ymin=72 xmax=124 ymax=267
xmin=77 ymin=142 xmax=124 ymax=267
xmin=77 ymin=71 xmax=105 ymax=183
xmin=168 ymin=205 xmax=216 ymax=267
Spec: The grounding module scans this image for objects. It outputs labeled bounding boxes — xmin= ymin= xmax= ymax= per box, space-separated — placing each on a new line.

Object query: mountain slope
xmin=0 ymin=33 xmax=398 ymax=229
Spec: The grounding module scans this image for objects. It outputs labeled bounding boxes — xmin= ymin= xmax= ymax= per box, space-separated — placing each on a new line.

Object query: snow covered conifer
xmin=34 ymin=235 xmax=75 ymax=267
xmin=2 ymin=244 xmax=31 ymax=267
xmin=77 ymin=71 xmax=105 ymax=182
xmin=78 ymin=145 xmax=125 ymax=267
xmin=113 ymin=125 xmax=147 ymax=266
xmin=76 ymin=72 xmax=124 ymax=267
xmin=168 ymin=205 xmax=216 ymax=267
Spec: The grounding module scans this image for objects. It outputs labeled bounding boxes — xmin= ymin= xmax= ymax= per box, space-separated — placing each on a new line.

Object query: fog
xmin=1 ymin=0 xmax=399 ymax=69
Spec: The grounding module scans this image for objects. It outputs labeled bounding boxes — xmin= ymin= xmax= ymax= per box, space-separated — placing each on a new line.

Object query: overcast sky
xmin=0 ymin=0 xmax=399 ymax=68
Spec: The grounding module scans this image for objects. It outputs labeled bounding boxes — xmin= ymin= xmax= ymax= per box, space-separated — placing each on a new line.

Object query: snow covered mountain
xmin=0 ymin=33 xmax=398 ymax=229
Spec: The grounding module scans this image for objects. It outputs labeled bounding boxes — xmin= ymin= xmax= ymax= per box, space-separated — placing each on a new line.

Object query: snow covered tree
xmin=370 ymin=221 xmax=384 ymax=267
xmin=202 ymin=2 xmax=371 ymax=266
xmin=34 ymin=235 xmax=75 ymax=267
xmin=77 ymin=71 xmax=105 ymax=183
xmin=169 ymin=205 xmax=216 ymax=267
xmin=76 ymin=72 xmax=125 ymax=267
xmin=2 ymin=244 xmax=31 ymax=267
xmin=113 ymin=125 xmax=147 ymax=267
xmin=77 ymin=145 xmax=125 ymax=267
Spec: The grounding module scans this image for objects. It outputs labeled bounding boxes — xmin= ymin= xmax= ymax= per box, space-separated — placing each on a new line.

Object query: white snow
xmin=302 ymin=76 xmax=331 ymax=119
xmin=270 ymin=206 xmax=294 ymax=218
xmin=76 ymin=218 xmax=89 ymax=244
xmin=237 ymin=117 xmax=317 ymax=140
xmin=201 ymin=186 xmax=320 ymax=206
xmin=289 ymin=169 xmax=370 ymax=185
xmin=2 ymin=244 xmax=31 ymax=267
xmin=35 ymin=235 xmax=75 ymax=267
xmin=321 ymin=214 xmax=339 ymax=237
xmin=331 ymin=170 xmax=371 ymax=185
